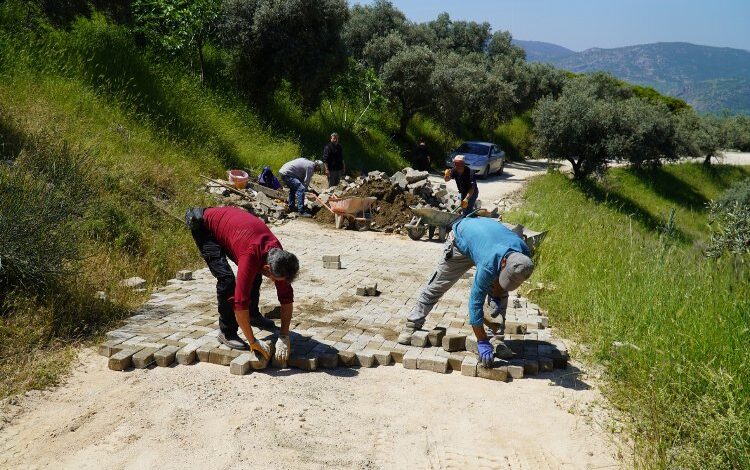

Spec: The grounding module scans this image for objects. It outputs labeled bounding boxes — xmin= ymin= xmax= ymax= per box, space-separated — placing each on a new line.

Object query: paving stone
xmin=323 ymin=261 xmax=341 ymax=269
xmin=507 ymin=364 xmax=524 ymax=379
xmin=427 ymin=327 xmax=446 ymax=347
xmin=355 ymin=349 xmax=377 ymax=368
xmin=521 ymin=359 xmax=539 ymax=375
xmin=132 ymin=347 xmax=160 ymax=369
xmin=209 ymin=347 xmax=241 ymax=366
xmin=322 ymin=255 xmax=340 ymax=262
xmin=317 ymin=352 xmax=339 ymax=369
xmin=230 ymin=354 xmax=252 ymax=375
xmin=154 ymin=345 xmax=179 ymax=367
xmin=373 ymin=350 xmax=392 ymax=366
xmin=108 ymin=348 xmax=141 ymax=371
xmin=448 ymin=352 xmax=467 ymax=371
xmin=403 ymin=349 xmax=420 ymax=369
xmin=539 ymin=357 xmax=554 ymax=372
xmin=98 ymin=338 xmax=127 ymax=357
xmin=337 ymin=350 xmax=357 ymax=367
xmin=289 ymin=354 xmax=317 ymax=371
xmin=465 ymin=335 xmax=478 ymax=354
xmin=176 ymin=270 xmax=193 ymax=281
xmin=365 ymin=283 xmax=378 ymax=296
xmin=176 ymin=342 xmax=201 ymax=365
xmin=477 ymin=362 xmax=509 ymax=382
xmin=461 ymin=356 xmax=478 ymax=377
xmin=196 ymin=343 xmax=215 ymax=363
xmin=442 ymin=334 xmax=467 ymax=352
xmin=410 ymin=330 xmax=430 ymax=347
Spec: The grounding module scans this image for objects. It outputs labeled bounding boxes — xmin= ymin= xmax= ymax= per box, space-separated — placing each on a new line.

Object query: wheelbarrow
xmin=405 ymin=206 xmax=461 ymax=242
xmin=317 ymin=196 xmax=377 ymax=231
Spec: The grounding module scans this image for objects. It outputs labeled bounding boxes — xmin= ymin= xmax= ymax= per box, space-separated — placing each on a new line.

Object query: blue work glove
xmin=477 ymin=339 xmax=494 ymax=368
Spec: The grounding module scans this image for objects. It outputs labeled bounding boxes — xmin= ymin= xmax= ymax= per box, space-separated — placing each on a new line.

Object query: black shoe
xmin=218 ymin=332 xmax=249 ymax=350
xmin=249 ymin=315 xmax=278 ymax=330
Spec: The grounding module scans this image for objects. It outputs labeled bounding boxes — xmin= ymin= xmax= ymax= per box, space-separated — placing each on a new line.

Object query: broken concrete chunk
xmin=176 ymin=270 xmax=193 ymax=281
xmin=120 ymin=277 xmax=146 ymax=289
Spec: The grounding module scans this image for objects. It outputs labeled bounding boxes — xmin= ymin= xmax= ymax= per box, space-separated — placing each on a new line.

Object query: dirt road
xmin=0 ymin=176 xmax=623 ymax=470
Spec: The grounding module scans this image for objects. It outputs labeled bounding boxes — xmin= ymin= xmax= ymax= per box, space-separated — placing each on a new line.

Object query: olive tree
xmin=218 ymin=0 xmax=348 ymax=108
xmin=341 ymin=0 xmax=406 ymax=59
xmin=380 ymin=45 xmax=436 ymax=136
xmin=133 ymin=0 xmax=221 ymax=82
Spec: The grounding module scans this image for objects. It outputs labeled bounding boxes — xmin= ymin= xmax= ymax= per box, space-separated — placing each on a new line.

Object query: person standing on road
xmin=445 ymin=155 xmax=478 ymax=216
xmin=185 ymin=206 xmax=298 ymax=364
xmin=278 ymin=157 xmax=324 ymax=217
xmin=323 ymin=132 xmax=346 ymax=187
xmin=412 ymin=137 xmax=431 ymax=171
xmin=398 ymin=217 xmax=534 ymax=368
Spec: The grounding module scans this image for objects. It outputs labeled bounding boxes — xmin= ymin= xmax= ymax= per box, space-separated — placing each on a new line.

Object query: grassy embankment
xmin=512 ymin=163 xmax=750 ymax=469
xmin=0 ymin=13 xmax=423 ymax=398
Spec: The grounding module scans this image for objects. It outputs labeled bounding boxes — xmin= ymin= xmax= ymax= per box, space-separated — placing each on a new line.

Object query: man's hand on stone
xmin=477 ymin=339 xmax=494 ymax=367
xmin=275 ymin=335 xmax=290 ymax=363
xmin=250 ymin=338 xmax=271 ymax=361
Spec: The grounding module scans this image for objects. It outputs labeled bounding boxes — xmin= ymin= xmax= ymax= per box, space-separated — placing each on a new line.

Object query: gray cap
xmin=498 ymin=252 xmax=534 ymax=291
xmin=314 ymin=160 xmax=324 ymax=170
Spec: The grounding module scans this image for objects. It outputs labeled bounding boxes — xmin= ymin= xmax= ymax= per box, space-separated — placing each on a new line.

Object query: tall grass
xmin=512 ymin=168 xmax=750 ymax=469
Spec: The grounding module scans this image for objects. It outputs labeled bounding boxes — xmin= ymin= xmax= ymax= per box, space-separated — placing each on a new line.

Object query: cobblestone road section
xmin=100 ymin=220 xmax=568 ymax=382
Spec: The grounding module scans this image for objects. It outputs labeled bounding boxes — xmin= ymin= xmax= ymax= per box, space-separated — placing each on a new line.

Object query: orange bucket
xmin=227 ymin=170 xmax=249 ymax=189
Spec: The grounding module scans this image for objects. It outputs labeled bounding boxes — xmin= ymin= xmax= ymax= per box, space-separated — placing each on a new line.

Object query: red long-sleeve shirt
xmin=203 ymin=207 xmax=294 ymax=310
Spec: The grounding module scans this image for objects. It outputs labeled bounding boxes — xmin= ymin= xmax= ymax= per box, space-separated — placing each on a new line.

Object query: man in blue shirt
xmin=398 ymin=217 xmax=535 ymax=367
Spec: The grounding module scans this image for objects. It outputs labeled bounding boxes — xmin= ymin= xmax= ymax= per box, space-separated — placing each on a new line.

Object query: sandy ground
xmin=0 ymin=173 xmax=630 ymax=470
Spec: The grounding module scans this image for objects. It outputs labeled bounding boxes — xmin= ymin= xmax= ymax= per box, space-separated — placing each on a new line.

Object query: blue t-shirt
xmin=453 ymin=218 xmax=530 ymax=326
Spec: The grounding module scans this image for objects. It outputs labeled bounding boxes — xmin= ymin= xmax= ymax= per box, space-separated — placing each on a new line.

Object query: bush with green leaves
xmin=380 ymin=45 xmax=436 ymax=136
xmin=706 ymin=178 xmax=750 ymax=258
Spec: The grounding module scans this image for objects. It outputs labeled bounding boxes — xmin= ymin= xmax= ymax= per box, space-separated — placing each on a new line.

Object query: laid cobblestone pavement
xmin=100 ymin=219 xmax=568 ymax=381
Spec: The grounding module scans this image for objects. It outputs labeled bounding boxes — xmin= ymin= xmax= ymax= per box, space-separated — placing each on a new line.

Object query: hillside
xmin=516 ymin=40 xmax=750 ymax=114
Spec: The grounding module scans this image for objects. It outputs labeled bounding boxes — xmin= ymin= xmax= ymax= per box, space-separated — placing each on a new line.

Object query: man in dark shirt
xmin=185 ymin=206 xmax=299 ymax=364
xmin=445 ymin=155 xmax=479 ymax=216
xmin=412 ymin=137 xmax=431 ymax=171
xmin=323 ymin=132 xmax=345 ymax=187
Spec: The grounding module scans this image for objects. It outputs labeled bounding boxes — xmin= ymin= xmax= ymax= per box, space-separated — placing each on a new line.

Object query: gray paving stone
xmin=442 ymin=334 xmax=467 ymax=352
xmin=427 ymin=327 xmax=446 ymax=348
xmin=108 ymin=348 xmax=141 ymax=371
xmin=461 ymin=356 xmax=478 ymax=377
xmin=132 ymin=347 xmax=160 ymax=369
xmin=154 ymin=345 xmax=179 ymax=367
xmin=355 ymin=349 xmax=377 ymax=368
xmin=230 ymin=353 xmax=252 ymax=375
xmin=403 ymin=349 xmax=420 ymax=370
xmin=411 ymin=330 xmax=429 ymax=348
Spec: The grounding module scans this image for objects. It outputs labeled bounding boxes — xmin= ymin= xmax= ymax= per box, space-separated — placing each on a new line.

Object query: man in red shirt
xmin=186 ymin=206 xmax=299 ymax=363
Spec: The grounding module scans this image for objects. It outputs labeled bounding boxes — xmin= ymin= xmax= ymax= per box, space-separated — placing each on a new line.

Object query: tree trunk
xmin=398 ymin=112 xmax=411 ymax=137
xmin=703 ymin=154 xmax=712 ymax=166
xmin=568 ymin=157 xmax=583 ymax=179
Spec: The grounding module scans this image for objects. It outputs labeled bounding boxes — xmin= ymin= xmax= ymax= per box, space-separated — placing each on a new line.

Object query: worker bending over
xmin=398 ymin=217 xmax=534 ymax=367
xmin=185 ymin=206 xmax=298 ymax=364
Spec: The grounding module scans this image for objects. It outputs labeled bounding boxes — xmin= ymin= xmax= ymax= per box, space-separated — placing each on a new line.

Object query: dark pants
xmin=327 ymin=169 xmax=343 ymax=187
xmin=186 ymin=208 xmax=262 ymax=336
xmin=281 ymin=174 xmax=306 ymax=213
xmin=461 ymin=190 xmax=479 ymax=216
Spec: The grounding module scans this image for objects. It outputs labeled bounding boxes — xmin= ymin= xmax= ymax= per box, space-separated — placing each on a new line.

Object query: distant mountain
xmin=513 ymin=40 xmax=750 ymax=114
xmin=512 ymin=40 xmax=576 ymax=62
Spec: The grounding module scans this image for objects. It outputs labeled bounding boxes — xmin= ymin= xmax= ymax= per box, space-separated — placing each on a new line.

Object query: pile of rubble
xmin=204 ymin=177 xmax=292 ymax=226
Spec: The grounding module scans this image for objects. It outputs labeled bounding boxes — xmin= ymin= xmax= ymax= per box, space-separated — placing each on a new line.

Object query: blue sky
xmin=351 ymin=0 xmax=750 ymax=51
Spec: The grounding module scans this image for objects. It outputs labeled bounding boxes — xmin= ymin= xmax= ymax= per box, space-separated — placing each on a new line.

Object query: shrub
xmin=707 ymin=178 xmax=750 ymax=258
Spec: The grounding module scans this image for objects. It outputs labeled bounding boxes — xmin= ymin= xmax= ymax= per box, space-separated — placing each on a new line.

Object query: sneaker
xmin=249 ymin=314 xmax=278 ymax=330
xmin=397 ymin=320 xmax=422 ymax=345
xmin=218 ymin=332 xmax=249 ymax=350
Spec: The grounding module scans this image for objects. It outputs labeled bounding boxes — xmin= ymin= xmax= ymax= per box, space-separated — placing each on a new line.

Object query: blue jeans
xmin=462 ymin=191 xmax=479 ymax=216
xmin=281 ymin=174 xmax=306 ymax=213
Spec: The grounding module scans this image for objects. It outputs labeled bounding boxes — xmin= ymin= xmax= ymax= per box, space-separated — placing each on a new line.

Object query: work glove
xmin=275 ymin=335 xmax=290 ymax=363
xmin=477 ymin=339 xmax=494 ymax=368
xmin=461 ymin=199 xmax=469 ymax=209
xmin=250 ymin=338 xmax=271 ymax=361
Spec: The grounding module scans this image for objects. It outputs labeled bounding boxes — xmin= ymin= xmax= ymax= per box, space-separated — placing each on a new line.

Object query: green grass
xmin=510 ymin=166 xmax=750 ymax=469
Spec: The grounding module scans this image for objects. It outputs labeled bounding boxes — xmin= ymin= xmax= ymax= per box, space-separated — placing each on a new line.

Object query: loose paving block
xmin=196 ymin=343 xmax=215 ymax=363
xmin=337 ymin=350 xmax=358 ymax=367
xmin=154 ymin=345 xmax=179 ymax=367
xmin=427 ymin=327 xmax=446 ymax=348
xmin=322 ymin=255 xmax=340 ymax=262
xmin=249 ymin=350 xmax=271 ymax=370
xmin=411 ymin=330 xmax=430 ymax=348
xmin=373 ymin=350 xmax=392 ymax=366
xmin=448 ymin=352 xmax=467 ymax=371
xmin=465 ymin=335 xmax=478 ymax=354
xmin=98 ymin=338 xmax=127 ymax=357
xmin=521 ymin=359 xmax=539 ymax=375
xmin=176 ymin=270 xmax=193 ymax=281
xmin=423 ymin=355 xmax=449 ymax=374
xmin=355 ymin=349 xmax=377 ymax=368
xmin=477 ymin=362 xmax=509 ymax=382
xmin=506 ymin=364 xmax=524 ymax=379
xmin=356 ymin=287 xmax=367 ymax=296
xmin=442 ymin=334 xmax=467 ymax=352
xmin=317 ymin=352 xmax=339 ymax=369
xmin=461 ymin=356 xmax=478 ymax=377
xmin=209 ymin=347 xmax=241 ymax=366
xmin=365 ymin=283 xmax=378 ymax=296
xmin=230 ymin=353 xmax=253 ymax=375
xmin=108 ymin=348 xmax=141 ymax=371
xmin=288 ymin=354 xmax=317 ymax=371
xmin=388 ymin=345 xmax=408 ymax=363
xmin=323 ymin=261 xmax=341 ymax=269
xmin=132 ymin=347 xmax=160 ymax=369
xmin=403 ymin=349 xmax=420 ymax=369
xmin=176 ymin=342 xmax=201 ymax=365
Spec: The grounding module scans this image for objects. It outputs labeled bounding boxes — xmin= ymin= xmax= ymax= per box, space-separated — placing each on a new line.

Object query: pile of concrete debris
xmin=204 ymin=177 xmax=293 ymax=226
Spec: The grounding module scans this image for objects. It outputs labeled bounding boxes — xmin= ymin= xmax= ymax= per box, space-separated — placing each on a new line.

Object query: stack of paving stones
xmin=99 ymin=224 xmax=569 ymax=382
